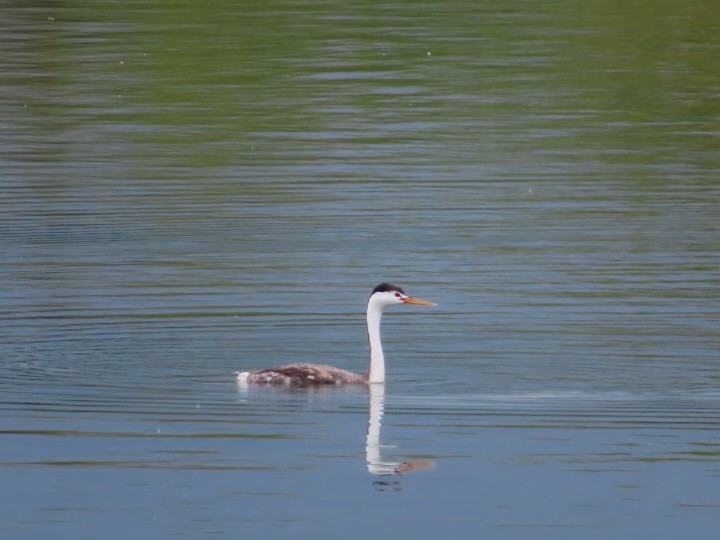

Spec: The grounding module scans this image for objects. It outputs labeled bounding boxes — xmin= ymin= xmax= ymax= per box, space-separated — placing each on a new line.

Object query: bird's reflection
xmin=366 ymin=384 xmax=433 ymax=489
xmin=236 ymin=379 xmax=434 ymax=488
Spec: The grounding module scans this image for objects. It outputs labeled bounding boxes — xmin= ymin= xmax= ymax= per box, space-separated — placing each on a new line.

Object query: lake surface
xmin=1 ymin=1 xmax=719 ymax=538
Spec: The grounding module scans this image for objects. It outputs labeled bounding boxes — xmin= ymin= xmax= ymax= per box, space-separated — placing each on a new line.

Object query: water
xmin=2 ymin=0 xmax=719 ymax=538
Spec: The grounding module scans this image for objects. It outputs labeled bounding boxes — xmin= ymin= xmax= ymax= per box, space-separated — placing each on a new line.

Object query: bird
xmin=235 ymin=283 xmax=436 ymax=385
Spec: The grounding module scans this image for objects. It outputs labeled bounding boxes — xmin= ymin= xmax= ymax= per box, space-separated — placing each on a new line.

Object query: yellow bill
xmin=402 ymin=296 xmax=437 ymax=306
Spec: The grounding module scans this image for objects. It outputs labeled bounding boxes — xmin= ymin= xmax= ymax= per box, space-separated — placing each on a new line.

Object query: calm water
xmin=2 ymin=1 xmax=720 ymax=538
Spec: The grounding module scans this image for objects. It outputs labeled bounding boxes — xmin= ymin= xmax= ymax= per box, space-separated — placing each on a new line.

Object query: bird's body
xmin=236 ymin=283 xmax=435 ymax=386
xmin=237 ymin=363 xmax=366 ymax=385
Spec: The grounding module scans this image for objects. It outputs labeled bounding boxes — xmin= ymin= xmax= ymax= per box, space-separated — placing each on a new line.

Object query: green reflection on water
xmin=6 ymin=0 xmax=718 ymax=176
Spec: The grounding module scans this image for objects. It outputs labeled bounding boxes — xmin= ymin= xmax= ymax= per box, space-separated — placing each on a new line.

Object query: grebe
xmin=235 ymin=283 xmax=435 ymax=385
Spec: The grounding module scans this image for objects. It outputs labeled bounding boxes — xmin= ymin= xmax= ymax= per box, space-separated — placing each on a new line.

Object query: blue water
xmin=2 ymin=1 xmax=719 ymax=538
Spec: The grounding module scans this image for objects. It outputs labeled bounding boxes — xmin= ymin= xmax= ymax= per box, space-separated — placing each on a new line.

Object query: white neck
xmin=366 ymin=297 xmax=385 ymax=383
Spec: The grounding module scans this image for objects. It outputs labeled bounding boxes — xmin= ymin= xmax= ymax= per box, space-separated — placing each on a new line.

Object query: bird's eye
xmin=394 ymin=292 xmax=402 ymax=298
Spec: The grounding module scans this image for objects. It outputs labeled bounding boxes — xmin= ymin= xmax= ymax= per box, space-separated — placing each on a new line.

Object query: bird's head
xmin=369 ymin=283 xmax=436 ymax=308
